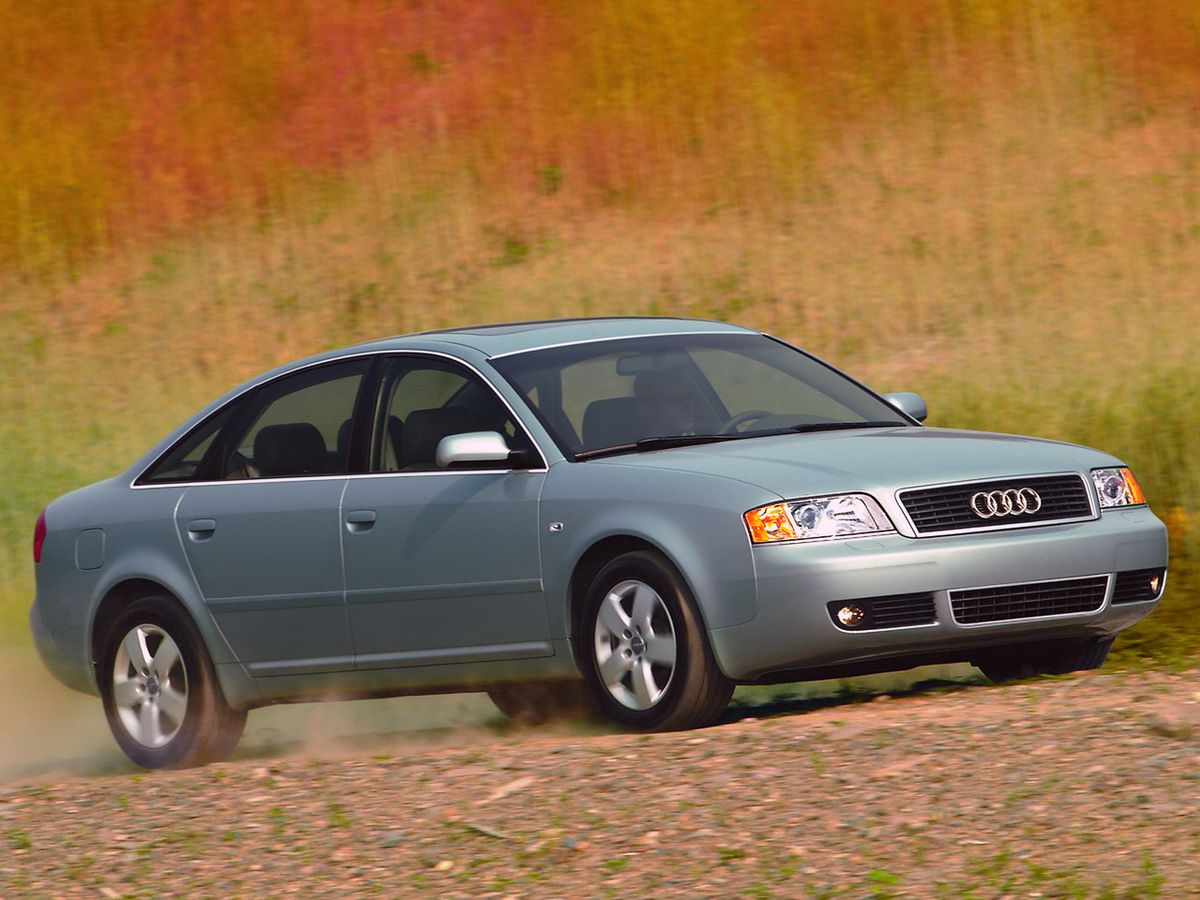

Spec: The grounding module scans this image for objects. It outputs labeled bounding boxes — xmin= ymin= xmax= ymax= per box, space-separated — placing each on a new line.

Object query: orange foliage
xmin=1093 ymin=0 xmax=1200 ymax=106
xmin=1 ymin=0 xmax=1196 ymax=271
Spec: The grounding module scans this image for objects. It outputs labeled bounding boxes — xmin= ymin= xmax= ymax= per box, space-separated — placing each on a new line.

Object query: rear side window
xmin=219 ymin=359 xmax=369 ymax=479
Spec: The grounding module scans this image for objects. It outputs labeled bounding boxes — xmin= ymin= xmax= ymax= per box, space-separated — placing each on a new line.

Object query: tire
xmin=486 ymin=681 xmax=597 ymax=726
xmin=99 ymin=596 xmax=247 ymax=769
xmin=973 ymin=637 xmax=1113 ymax=684
xmin=580 ymin=550 xmax=733 ymax=731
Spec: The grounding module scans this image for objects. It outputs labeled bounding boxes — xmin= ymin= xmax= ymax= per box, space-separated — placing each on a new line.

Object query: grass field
xmin=1 ymin=0 xmax=1196 ymax=660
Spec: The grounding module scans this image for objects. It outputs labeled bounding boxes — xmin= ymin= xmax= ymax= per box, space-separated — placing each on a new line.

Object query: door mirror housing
xmin=882 ymin=391 xmax=928 ymax=423
xmin=436 ymin=431 xmax=516 ymax=468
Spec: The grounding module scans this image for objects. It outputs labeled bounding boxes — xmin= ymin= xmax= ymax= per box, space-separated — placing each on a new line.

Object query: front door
xmin=341 ymin=355 xmax=551 ymax=668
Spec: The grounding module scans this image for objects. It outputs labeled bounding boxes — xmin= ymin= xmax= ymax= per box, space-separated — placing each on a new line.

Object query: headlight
xmin=1091 ymin=467 xmax=1146 ymax=509
xmin=744 ymin=494 xmax=895 ymax=543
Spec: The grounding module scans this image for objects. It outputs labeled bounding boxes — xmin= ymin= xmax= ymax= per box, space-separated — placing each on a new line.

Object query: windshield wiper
xmin=575 ymin=434 xmax=735 ymax=461
xmin=574 ymin=422 xmax=907 ymax=461
xmin=788 ymin=420 xmax=907 ymax=434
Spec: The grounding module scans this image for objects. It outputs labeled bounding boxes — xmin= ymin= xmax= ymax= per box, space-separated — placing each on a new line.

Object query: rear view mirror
xmin=615 ymin=349 xmax=692 ymax=376
xmin=882 ymin=391 xmax=927 ymax=423
xmin=436 ymin=431 xmax=514 ymax=468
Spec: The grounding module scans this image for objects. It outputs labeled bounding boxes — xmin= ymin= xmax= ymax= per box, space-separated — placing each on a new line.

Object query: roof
xmin=349 ymin=316 xmax=755 ymax=358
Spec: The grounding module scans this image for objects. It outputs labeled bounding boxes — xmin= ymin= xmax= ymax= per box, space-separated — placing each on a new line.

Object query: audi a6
xmin=31 ymin=317 xmax=1168 ymax=767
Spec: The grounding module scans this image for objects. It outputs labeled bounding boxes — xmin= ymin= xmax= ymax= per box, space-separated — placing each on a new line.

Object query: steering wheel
xmin=719 ymin=409 xmax=774 ymax=434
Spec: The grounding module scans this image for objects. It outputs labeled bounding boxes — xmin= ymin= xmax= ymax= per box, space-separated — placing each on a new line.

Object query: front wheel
xmin=581 ymin=551 xmax=733 ymax=731
xmin=100 ymin=596 xmax=246 ymax=769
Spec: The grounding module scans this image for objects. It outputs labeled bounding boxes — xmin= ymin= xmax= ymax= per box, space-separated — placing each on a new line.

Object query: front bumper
xmin=709 ymin=508 xmax=1168 ymax=681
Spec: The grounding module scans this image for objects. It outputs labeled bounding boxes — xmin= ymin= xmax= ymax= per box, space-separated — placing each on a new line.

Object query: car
xmin=31 ymin=317 xmax=1168 ymax=767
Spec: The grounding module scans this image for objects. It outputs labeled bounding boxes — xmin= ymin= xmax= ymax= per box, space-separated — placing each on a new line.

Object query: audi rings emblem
xmin=969 ymin=488 xmax=1043 ymax=519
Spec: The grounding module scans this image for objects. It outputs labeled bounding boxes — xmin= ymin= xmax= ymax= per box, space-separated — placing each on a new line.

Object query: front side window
xmin=216 ymin=359 xmax=369 ymax=479
xmin=370 ymin=357 xmax=537 ymax=472
xmin=492 ymin=333 xmax=909 ymax=457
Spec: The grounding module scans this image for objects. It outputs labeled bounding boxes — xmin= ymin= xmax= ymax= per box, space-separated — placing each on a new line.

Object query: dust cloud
xmin=0 ymin=645 xmax=507 ymax=783
xmin=0 ymin=647 xmax=129 ymax=780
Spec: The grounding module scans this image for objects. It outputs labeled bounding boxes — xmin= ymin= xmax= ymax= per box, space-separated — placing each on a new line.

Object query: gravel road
xmin=3 ymin=668 xmax=1199 ymax=898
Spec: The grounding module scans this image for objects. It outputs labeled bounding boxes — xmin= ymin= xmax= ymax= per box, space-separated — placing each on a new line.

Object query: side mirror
xmin=436 ymin=431 xmax=515 ymax=468
xmin=882 ymin=391 xmax=928 ymax=423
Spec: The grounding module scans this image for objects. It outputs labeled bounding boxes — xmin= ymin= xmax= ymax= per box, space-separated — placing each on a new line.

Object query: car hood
xmin=591 ymin=426 xmax=1119 ymax=499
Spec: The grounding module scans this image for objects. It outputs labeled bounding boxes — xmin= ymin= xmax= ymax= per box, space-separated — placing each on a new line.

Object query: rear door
xmin=175 ymin=358 xmax=370 ymax=676
xmin=340 ymin=355 xmax=552 ymax=669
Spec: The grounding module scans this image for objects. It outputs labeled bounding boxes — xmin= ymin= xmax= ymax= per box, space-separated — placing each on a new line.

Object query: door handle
xmin=345 ymin=509 xmax=377 ymax=533
xmin=186 ymin=519 xmax=217 ymax=541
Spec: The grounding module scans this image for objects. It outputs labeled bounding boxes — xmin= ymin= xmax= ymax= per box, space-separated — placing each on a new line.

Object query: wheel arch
xmin=90 ymin=579 xmax=191 ymax=670
xmin=567 ymin=535 xmax=703 ymax=661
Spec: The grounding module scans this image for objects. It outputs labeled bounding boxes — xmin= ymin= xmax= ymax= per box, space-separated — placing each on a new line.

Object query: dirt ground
xmin=2 ymin=668 xmax=1199 ymax=898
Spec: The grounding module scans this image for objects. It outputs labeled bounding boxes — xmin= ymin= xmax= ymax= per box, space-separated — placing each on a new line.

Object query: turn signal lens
xmin=1091 ymin=467 xmax=1147 ymax=509
xmin=33 ymin=509 xmax=47 ymax=563
xmin=744 ymin=504 xmax=797 ymax=543
xmin=1121 ymin=469 xmax=1146 ymax=505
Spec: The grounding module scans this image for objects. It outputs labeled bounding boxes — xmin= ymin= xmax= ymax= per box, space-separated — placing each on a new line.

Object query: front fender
xmin=539 ymin=462 xmax=775 ymax=640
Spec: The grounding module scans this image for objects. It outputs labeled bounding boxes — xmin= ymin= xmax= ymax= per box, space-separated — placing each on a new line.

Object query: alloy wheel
xmin=111 ymin=623 xmax=188 ymax=748
xmin=592 ymin=578 xmax=678 ymax=710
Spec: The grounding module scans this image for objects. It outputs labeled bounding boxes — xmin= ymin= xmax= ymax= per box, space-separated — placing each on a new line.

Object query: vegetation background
xmin=1 ymin=0 xmax=1196 ymax=662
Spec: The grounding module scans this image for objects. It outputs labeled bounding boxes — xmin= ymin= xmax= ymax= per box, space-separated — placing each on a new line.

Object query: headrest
xmin=253 ymin=423 xmax=329 ymax=477
xmin=582 ymin=396 xmax=644 ymax=448
xmin=401 ymin=408 xmax=485 ymax=467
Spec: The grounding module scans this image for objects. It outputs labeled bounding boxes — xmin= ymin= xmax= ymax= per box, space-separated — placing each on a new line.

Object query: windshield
xmin=491 ymin=333 xmax=911 ymax=458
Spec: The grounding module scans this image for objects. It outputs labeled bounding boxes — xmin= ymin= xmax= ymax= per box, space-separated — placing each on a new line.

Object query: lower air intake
xmin=950 ymin=575 xmax=1108 ymax=625
xmin=1111 ymin=569 xmax=1165 ymax=604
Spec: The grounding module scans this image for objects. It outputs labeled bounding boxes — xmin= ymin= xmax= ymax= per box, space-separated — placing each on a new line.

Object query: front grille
xmin=950 ymin=575 xmax=1108 ymax=624
xmin=827 ymin=592 xmax=936 ymax=631
xmin=900 ymin=473 xmax=1093 ymax=535
xmin=1112 ymin=569 xmax=1165 ymax=604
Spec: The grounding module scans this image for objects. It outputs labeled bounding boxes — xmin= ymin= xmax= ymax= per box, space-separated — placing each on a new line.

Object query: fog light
xmin=836 ymin=604 xmax=866 ymax=627
xmin=1149 ymin=574 xmax=1161 ymax=594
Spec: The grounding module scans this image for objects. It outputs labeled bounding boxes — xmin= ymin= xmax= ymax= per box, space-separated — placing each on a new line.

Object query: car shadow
xmin=719 ymin=672 xmax=989 ymax=725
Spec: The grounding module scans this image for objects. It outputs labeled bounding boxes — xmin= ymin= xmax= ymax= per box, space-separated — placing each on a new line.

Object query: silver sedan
xmin=31 ymin=318 xmax=1167 ymax=767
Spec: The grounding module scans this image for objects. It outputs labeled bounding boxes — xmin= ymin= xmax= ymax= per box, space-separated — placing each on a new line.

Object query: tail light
xmin=33 ymin=509 xmax=47 ymax=563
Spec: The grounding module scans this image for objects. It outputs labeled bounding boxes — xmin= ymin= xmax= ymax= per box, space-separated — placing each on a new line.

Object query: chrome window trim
xmin=134 ymin=469 xmax=551 ymax=491
xmin=486 ymin=330 xmax=748 ymax=360
xmin=894 ymin=471 xmax=1097 ymax=538
xmin=130 ymin=349 xmax=550 ymax=489
xmin=947 ymin=573 xmax=1112 ymax=628
xmin=346 ymin=468 xmax=549 ymax=480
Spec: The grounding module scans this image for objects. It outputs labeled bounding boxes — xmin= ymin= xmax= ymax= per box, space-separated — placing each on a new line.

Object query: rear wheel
xmin=581 ymin=551 xmax=733 ymax=731
xmin=973 ymin=637 xmax=1113 ymax=683
xmin=100 ymin=596 xmax=246 ymax=769
xmin=486 ymin=681 xmax=597 ymax=725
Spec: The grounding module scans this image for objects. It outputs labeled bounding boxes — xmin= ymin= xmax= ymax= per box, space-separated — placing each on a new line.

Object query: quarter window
xmin=138 ymin=405 xmax=238 ymax=485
